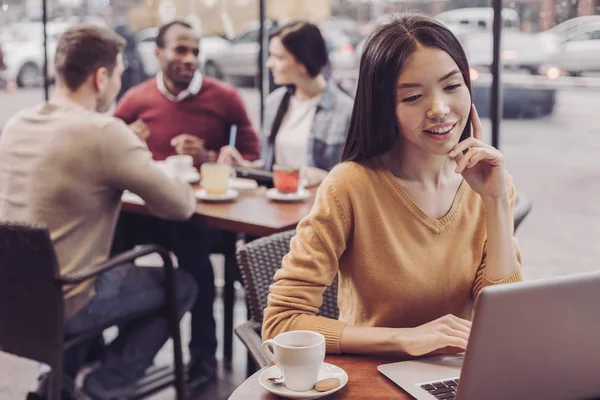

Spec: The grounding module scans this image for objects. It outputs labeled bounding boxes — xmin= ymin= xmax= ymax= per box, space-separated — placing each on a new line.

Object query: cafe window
xmin=0 ymin=0 xmax=599 ymax=392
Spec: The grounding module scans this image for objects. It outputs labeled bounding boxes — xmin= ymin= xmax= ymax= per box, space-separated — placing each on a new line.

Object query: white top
xmin=274 ymin=94 xmax=322 ymax=168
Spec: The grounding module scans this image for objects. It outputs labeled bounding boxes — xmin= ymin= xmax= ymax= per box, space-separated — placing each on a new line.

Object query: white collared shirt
xmin=156 ymin=70 xmax=203 ymax=102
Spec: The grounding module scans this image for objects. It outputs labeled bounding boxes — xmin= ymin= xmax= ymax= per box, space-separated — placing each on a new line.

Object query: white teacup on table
xmin=261 ymin=330 xmax=326 ymax=392
xmin=165 ymin=155 xmax=195 ymax=180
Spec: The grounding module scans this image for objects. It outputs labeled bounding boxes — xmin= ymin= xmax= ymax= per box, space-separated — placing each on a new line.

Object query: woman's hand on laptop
xmin=400 ymin=314 xmax=471 ymax=357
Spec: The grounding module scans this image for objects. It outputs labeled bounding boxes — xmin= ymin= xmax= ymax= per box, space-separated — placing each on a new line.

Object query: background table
xmin=229 ymin=355 xmax=412 ymax=400
xmin=122 ymin=186 xmax=317 ymax=237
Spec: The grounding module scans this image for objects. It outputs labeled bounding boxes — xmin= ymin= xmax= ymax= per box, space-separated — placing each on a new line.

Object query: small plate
xmin=229 ymin=177 xmax=258 ymax=191
xmin=265 ymin=188 xmax=310 ymax=202
xmin=184 ymin=170 xmax=201 ymax=183
xmin=259 ymin=362 xmax=348 ymax=399
xmin=195 ymin=188 xmax=239 ymax=202
xmin=155 ymin=162 xmax=200 ymax=183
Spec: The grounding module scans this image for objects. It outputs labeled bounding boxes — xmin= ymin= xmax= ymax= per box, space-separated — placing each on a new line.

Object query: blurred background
xmin=0 ymin=0 xmax=599 ymax=398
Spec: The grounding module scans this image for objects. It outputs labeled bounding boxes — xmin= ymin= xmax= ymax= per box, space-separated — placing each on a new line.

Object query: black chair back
xmin=0 ymin=221 xmax=64 ymax=367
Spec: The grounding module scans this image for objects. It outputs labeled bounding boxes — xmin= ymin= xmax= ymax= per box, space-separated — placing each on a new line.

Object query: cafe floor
xmin=146 ymin=254 xmax=251 ymax=400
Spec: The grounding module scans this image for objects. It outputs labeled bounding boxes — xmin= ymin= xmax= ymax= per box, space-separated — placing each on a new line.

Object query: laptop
xmin=378 ymin=271 xmax=600 ymax=400
xmin=234 ymin=167 xmax=274 ymax=188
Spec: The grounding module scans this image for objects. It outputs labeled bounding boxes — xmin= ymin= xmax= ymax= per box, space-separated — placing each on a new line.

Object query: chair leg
xmin=163 ymin=260 xmax=187 ymax=400
xmin=47 ymin=362 xmax=63 ymax=400
xmin=223 ymin=233 xmax=238 ymax=369
xmin=246 ymin=352 xmax=258 ymax=377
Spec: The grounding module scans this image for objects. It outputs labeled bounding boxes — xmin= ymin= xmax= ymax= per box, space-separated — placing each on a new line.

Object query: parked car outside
xmin=136 ymin=24 xmax=359 ymax=85
xmin=546 ymin=22 xmax=600 ymax=76
xmin=463 ymin=29 xmax=560 ymax=117
xmin=321 ymin=16 xmax=366 ymax=47
xmin=434 ymin=7 xmax=521 ymax=31
xmin=0 ymin=22 xmax=66 ymax=87
xmin=546 ymin=15 xmax=600 ymax=38
xmin=354 ymin=15 xmax=559 ymax=118
xmin=0 ymin=18 xmax=106 ymax=88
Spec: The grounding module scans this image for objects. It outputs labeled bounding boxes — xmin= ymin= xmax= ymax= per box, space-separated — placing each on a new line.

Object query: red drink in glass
xmin=273 ymin=165 xmax=300 ymax=194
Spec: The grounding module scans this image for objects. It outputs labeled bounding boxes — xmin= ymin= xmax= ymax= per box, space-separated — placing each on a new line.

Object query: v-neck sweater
xmin=263 ymin=156 xmax=523 ymax=354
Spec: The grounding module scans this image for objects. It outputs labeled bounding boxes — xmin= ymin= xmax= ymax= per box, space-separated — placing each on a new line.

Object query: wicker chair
xmin=0 ymin=220 xmax=187 ymax=400
xmin=235 ymin=230 xmax=339 ymax=369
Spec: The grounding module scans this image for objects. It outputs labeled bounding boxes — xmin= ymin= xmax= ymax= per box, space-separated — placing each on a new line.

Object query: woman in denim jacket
xmin=218 ymin=21 xmax=353 ymax=186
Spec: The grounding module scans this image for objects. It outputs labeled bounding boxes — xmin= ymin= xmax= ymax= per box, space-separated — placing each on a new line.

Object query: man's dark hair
xmin=155 ymin=20 xmax=193 ymax=48
xmin=54 ymin=25 xmax=126 ymax=91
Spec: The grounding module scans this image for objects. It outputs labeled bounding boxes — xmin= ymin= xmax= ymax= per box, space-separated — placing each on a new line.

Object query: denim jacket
xmin=262 ymin=81 xmax=354 ymax=171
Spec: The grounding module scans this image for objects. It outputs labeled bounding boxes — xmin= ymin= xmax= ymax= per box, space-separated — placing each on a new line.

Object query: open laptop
xmin=234 ymin=167 xmax=274 ymax=188
xmin=378 ymin=271 xmax=600 ymax=400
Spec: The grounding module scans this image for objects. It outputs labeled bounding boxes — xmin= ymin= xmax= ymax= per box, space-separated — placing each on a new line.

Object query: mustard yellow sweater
xmin=262 ymin=156 xmax=523 ymax=354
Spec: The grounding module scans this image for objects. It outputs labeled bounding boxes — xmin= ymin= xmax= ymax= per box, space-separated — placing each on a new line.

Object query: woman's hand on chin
xmin=448 ymin=105 xmax=507 ymax=200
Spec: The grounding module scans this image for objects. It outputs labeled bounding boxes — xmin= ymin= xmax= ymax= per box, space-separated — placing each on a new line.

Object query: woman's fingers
xmin=439 ymin=332 xmax=469 ymax=350
xmin=455 ymin=147 xmax=480 ymax=174
xmin=449 ymin=320 xmax=472 ymax=336
xmin=465 ymin=148 xmax=489 ymax=169
xmin=471 ymin=104 xmax=484 ymax=141
xmin=448 ymin=137 xmax=487 ymax=158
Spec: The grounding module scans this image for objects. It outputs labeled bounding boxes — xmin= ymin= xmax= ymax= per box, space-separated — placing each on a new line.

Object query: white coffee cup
xmin=165 ymin=155 xmax=194 ymax=179
xmin=261 ymin=330 xmax=326 ymax=392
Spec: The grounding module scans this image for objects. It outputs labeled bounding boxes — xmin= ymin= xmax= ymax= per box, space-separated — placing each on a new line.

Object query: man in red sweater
xmin=112 ymin=20 xmax=260 ymax=393
xmin=114 ymin=23 xmax=260 ymax=162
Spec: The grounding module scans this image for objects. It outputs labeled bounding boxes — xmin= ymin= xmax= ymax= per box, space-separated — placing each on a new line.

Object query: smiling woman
xmin=262 ymin=13 xmax=523 ymax=360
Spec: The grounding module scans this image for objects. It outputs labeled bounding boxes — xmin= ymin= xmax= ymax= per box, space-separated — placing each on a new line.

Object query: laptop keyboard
xmin=420 ymin=378 xmax=460 ymax=399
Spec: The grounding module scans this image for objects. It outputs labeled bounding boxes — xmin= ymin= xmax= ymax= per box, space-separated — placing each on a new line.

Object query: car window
xmin=567 ymin=32 xmax=592 ymax=42
xmin=140 ymin=35 xmax=156 ymax=43
xmin=591 ymin=30 xmax=600 ymax=40
xmin=235 ymin=30 xmax=258 ymax=44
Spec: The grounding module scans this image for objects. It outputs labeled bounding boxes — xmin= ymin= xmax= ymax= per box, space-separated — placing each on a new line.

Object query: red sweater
xmin=114 ymin=76 xmax=260 ymax=162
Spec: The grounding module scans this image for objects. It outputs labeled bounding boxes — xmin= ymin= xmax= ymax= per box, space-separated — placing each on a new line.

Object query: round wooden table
xmin=228 ymin=355 xmax=413 ymax=400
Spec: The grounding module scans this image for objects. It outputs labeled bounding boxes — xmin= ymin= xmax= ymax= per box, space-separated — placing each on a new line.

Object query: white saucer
xmin=155 ymin=162 xmax=200 ymax=183
xmin=265 ymin=188 xmax=310 ymax=202
xmin=229 ymin=177 xmax=258 ymax=191
xmin=259 ymin=362 xmax=348 ymax=399
xmin=183 ymin=170 xmax=201 ymax=183
xmin=195 ymin=188 xmax=239 ymax=202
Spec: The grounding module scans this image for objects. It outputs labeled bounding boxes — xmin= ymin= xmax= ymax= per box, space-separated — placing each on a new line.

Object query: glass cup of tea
xmin=273 ymin=165 xmax=301 ymax=194
xmin=200 ymin=162 xmax=235 ymax=195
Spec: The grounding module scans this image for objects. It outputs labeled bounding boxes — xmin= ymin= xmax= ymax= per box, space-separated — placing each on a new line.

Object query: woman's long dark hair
xmin=341 ymin=14 xmax=472 ymax=163
xmin=268 ymin=21 xmax=329 ymax=145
